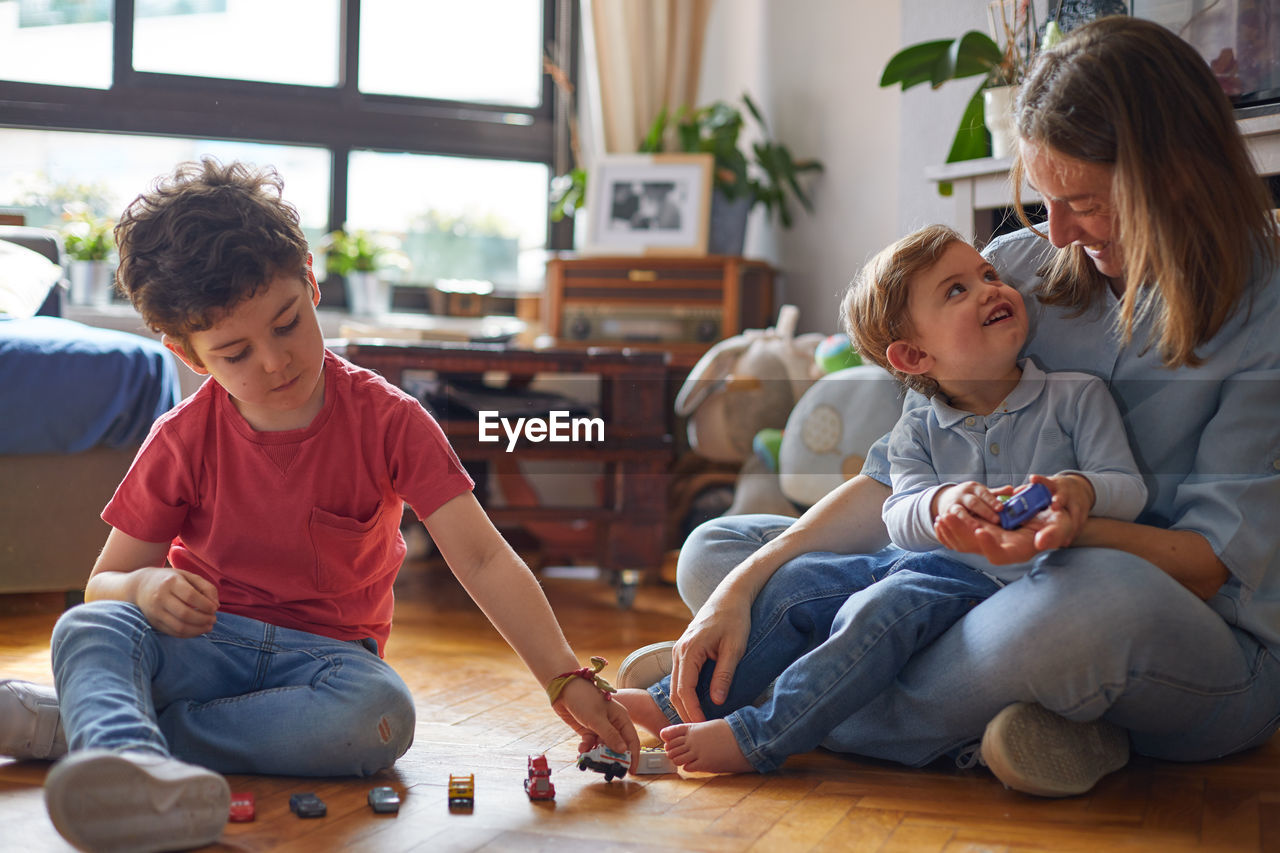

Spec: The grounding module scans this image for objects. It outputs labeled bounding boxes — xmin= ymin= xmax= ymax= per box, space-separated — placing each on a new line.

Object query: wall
xmin=696 ymin=0 xmax=903 ymax=335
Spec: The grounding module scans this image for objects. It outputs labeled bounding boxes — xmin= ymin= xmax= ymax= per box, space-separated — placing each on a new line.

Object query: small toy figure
xmin=577 ymin=744 xmax=630 ymax=782
xmin=524 ymin=754 xmax=556 ymax=800
xmin=635 ymin=747 xmax=676 ymax=775
xmin=448 ymin=773 xmax=475 ymax=811
xmin=998 ymin=482 xmax=1053 ymax=530
xmin=289 ymin=792 xmax=326 ymax=818
xmin=228 ymin=792 xmax=256 ymax=822
xmin=367 ymin=786 xmax=401 ymax=814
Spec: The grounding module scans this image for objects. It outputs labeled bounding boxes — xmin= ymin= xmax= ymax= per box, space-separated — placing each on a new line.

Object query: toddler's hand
xmin=933 ymin=480 xmax=1003 ymax=531
xmin=552 ymin=677 xmax=641 ymax=773
xmin=133 ymin=567 xmax=219 ymax=637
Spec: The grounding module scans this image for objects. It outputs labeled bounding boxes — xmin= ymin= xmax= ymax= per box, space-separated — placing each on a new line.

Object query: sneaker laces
xmin=954 ymin=742 xmax=987 ymax=770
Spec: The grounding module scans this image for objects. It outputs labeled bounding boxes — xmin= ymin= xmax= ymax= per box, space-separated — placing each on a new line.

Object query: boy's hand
xmin=133 ymin=567 xmax=220 ymax=637
xmin=933 ymin=480 xmax=1003 ymax=531
xmin=552 ymin=677 xmax=642 ymax=773
xmin=934 ymin=474 xmax=1093 ymax=563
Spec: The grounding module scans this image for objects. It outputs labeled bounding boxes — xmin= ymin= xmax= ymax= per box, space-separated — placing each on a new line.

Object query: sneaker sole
xmin=981 ymin=702 xmax=1129 ymax=798
xmin=45 ymin=750 xmax=230 ymax=853
xmin=617 ymin=641 xmax=675 ymax=690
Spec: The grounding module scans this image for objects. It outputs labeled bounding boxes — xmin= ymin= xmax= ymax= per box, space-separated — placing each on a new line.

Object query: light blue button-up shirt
xmin=883 ymin=359 xmax=1147 ymax=583
xmin=866 ymin=228 xmax=1280 ymax=652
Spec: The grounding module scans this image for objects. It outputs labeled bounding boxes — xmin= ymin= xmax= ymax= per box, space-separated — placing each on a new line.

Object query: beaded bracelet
xmin=545 ymin=656 xmax=617 ymax=705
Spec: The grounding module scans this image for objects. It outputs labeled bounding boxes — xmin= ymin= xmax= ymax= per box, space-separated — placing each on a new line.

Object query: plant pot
xmin=707 ymin=191 xmax=751 ymax=256
xmin=67 ymin=260 xmax=115 ymax=307
xmin=983 ymin=85 xmax=1018 ymax=159
xmin=345 ymin=271 xmax=390 ymax=316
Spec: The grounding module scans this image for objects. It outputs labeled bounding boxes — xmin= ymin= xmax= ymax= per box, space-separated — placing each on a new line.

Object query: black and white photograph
xmin=584 ymin=154 xmax=711 ymax=255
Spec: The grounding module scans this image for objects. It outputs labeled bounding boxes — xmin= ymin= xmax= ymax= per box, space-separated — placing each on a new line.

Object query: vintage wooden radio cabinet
xmin=544 ymin=255 xmax=776 ymax=368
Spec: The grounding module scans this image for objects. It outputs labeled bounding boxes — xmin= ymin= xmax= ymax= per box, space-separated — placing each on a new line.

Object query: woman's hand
xmin=934 ymin=474 xmax=1093 ymax=564
xmin=668 ymin=581 xmax=752 ymax=723
xmin=551 ymin=677 xmax=641 ymax=771
xmin=132 ymin=567 xmax=220 ymax=637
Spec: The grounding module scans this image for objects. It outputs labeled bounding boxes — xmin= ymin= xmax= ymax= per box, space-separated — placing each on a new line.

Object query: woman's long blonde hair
xmin=1011 ymin=16 xmax=1277 ymax=368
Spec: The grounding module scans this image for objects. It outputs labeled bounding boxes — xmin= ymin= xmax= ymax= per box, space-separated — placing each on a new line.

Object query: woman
xmin=622 ymin=16 xmax=1280 ymax=796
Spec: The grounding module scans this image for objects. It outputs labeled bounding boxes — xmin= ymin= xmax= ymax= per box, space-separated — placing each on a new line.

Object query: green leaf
xmin=639 ymin=107 xmax=668 ymax=153
xmin=880 ymin=39 xmax=953 ymax=89
xmin=945 ymin=84 xmax=990 ymax=163
xmin=936 ymin=31 xmax=1003 ymax=84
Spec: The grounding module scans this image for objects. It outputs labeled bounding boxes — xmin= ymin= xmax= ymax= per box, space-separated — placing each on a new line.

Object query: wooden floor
xmin=3 ymin=560 xmax=1280 ymax=852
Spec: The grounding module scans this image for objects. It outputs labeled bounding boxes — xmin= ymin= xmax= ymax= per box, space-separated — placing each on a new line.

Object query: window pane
xmin=346 ymin=151 xmax=549 ymax=292
xmin=0 ymin=0 xmax=112 ymax=88
xmin=359 ymin=0 xmax=543 ymax=106
xmin=133 ymin=0 xmax=340 ymax=87
xmin=0 ymin=129 xmax=330 ymax=246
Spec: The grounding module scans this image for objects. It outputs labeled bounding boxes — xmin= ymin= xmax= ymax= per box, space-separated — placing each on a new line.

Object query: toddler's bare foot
xmin=613 ymin=688 xmax=673 ymax=740
xmin=660 ymin=720 xmax=755 ymax=774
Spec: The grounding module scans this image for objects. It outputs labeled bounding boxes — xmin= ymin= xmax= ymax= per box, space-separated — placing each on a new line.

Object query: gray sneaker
xmin=980 ymin=702 xmax=1130 ymax=797
xmin=617 ymin=641 xmax=675 ymax=690
xmin=0 ymin=679 xmax=67 ymax=760
xmin=44 ymin=750 xmax=230 ymax=853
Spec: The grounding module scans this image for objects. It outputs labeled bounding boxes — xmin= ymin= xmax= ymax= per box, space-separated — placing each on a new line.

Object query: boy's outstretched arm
xmin=424 ymin=493 xmax=640 ymax=764
xmin=85 ymin=528 xmax=220 ymax=637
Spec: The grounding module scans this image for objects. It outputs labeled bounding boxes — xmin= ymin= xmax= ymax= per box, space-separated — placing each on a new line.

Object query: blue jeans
xmin=50 ymin=602 xmax=415 ymax=777
xmin=648 ymin=549 xmax=999 ymax=771
xmin=669 ymin=514 xmax=1280 ymax=767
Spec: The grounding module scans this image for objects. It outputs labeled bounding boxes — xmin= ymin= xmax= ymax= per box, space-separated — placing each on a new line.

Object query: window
xmin=0 ymin=0 xmax=576 ymax=300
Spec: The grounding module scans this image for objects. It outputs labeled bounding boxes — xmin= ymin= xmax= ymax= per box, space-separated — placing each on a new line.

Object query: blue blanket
xmin=0 ymin=316 xmax=181 ymax=454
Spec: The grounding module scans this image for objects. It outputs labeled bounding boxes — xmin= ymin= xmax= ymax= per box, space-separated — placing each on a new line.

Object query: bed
xmin=0 ymin=226 xmax=180 ymax=598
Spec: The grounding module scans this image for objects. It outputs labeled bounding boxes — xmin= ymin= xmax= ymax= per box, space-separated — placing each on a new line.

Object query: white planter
xmin=345 ymin=271 xmax=390 ymax=316
xmin=67 ymin=260 xmax=115 ymax=307
xmin=983 ymin=85 xmax=1018 ymax=159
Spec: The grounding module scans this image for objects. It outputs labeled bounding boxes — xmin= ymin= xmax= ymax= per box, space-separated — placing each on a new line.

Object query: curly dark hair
xmin=114 ymin=158 xmax=310 ymax=351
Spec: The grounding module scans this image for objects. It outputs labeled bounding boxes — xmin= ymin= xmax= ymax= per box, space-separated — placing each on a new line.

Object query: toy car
xmin=998 ymin=482 xmax=1052 ymax=530
xmin=228 ymin=792 xmax=255 ymax=822
xmin=289 ymin=792 xmax=326 ymax=818
xmin=635 ymin=747 xmax=676 ymax=775
xmin=524 ymin=754 xmax=555 ymax=800
xmin=367 ymin=785 xmax=401 ymax=814
xmin=577 ymin=744 xmax=630 ymax=782
xmin=448 ymin=773 xmax=475 ymax=810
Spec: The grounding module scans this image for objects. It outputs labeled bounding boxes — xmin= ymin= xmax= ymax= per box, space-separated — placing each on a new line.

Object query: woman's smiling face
xmin=1020 ymin=140 xmax=1123 ymax=282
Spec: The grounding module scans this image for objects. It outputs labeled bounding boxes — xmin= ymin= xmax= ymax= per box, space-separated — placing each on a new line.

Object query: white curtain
xmin=582 ymin=0 xmax=716 ymax=155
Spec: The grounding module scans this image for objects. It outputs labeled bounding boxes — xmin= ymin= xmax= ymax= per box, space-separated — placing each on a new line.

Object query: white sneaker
xmin=617 ymin=641 xmax=675 ymax=689
xmin=980 ymin=702 xmax=1130 ymax=797
xmin=0 ymin=679 xmax=67 ymax=760
xmin=44 ymin=750 xmax=230 ymax=853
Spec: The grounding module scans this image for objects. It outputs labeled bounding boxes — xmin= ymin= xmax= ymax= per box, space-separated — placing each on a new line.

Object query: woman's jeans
xmin=50 ymin=602 xmax=415 ymax=777
xmin=664 ymin=514 xmax=1280 ymax=769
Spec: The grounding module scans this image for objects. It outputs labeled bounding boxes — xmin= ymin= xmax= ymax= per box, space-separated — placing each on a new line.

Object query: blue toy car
xmin=998 ymin=482 xmax=1052 ymax=530
xmin=289 ymin=792 xmax=326 ymax=818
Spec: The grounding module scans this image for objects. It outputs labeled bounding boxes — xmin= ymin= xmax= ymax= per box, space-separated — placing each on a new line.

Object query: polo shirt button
xmin=990 ymin=443 xmax=1000 ymax=455
xmin=965 ymin=416 xmax=976 ymax=427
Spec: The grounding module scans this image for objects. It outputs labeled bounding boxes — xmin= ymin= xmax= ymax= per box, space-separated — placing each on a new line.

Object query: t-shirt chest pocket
xmin=308 ymin=503 xmax=390 ymax=593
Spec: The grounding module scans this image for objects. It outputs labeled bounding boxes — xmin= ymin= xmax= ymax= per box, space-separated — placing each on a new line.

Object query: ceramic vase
xmin=67 ymin=260 xmax=115 ymax=307
xmin=982 ymin=85 xmax=1018 ymax=159
xmin=345 ymin=271 xmax=390 ymax=316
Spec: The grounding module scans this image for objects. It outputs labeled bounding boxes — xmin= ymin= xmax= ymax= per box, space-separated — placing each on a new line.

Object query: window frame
xmin=0 ymin=0 xmax=578 ymax=251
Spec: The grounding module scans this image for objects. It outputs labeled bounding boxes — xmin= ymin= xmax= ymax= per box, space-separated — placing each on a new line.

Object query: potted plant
xmin=60 ymin=204 xmax=116 ymax=307
xmin=550 ymin=93 xmax=823 ymax=255
xmin=319 ymin=228 xmax=407 ymax=316
xmin=879 ymin=1 xmax=1063 ymax=192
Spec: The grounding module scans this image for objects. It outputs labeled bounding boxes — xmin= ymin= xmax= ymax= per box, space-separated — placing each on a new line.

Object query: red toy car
xmin=228 ymin=792 xmax=255 ymax=822
xmin=524 ymin=754 xmax=555 ymax=800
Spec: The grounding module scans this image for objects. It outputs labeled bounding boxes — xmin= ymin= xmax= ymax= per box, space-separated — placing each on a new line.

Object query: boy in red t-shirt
xmin=0 ymin=158 xmax=638 ymax=853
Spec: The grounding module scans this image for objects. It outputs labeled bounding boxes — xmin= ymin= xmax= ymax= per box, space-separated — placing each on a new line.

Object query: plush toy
xmin=675 ymin=305 xmax=824 ymax=463
xmin=674 ymin=312 xmax=905 ymax=524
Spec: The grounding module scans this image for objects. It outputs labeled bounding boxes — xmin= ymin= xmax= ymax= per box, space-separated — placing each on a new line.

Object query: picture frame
xmin=583 ymin=153 xmax=713 ymax=256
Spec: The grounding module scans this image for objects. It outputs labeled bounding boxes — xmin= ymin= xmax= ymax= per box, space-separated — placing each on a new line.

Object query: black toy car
xmin=289 ymin=792 xmax=327 ymax=818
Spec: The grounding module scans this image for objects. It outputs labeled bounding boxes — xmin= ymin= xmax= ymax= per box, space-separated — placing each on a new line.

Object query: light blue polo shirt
xmin=883 ymin=359 xmax=1147 ymax=583
xmin=865 ymin=228 xmax=1280 ymax=652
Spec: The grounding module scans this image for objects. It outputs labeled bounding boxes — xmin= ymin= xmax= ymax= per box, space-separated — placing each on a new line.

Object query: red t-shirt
xmin=103 ymin=350 xmax=473 ymax=654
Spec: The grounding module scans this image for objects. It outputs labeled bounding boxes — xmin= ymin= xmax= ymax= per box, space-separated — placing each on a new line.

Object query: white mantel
xmin=926 ymin=112 xmax=1280 ymax=242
